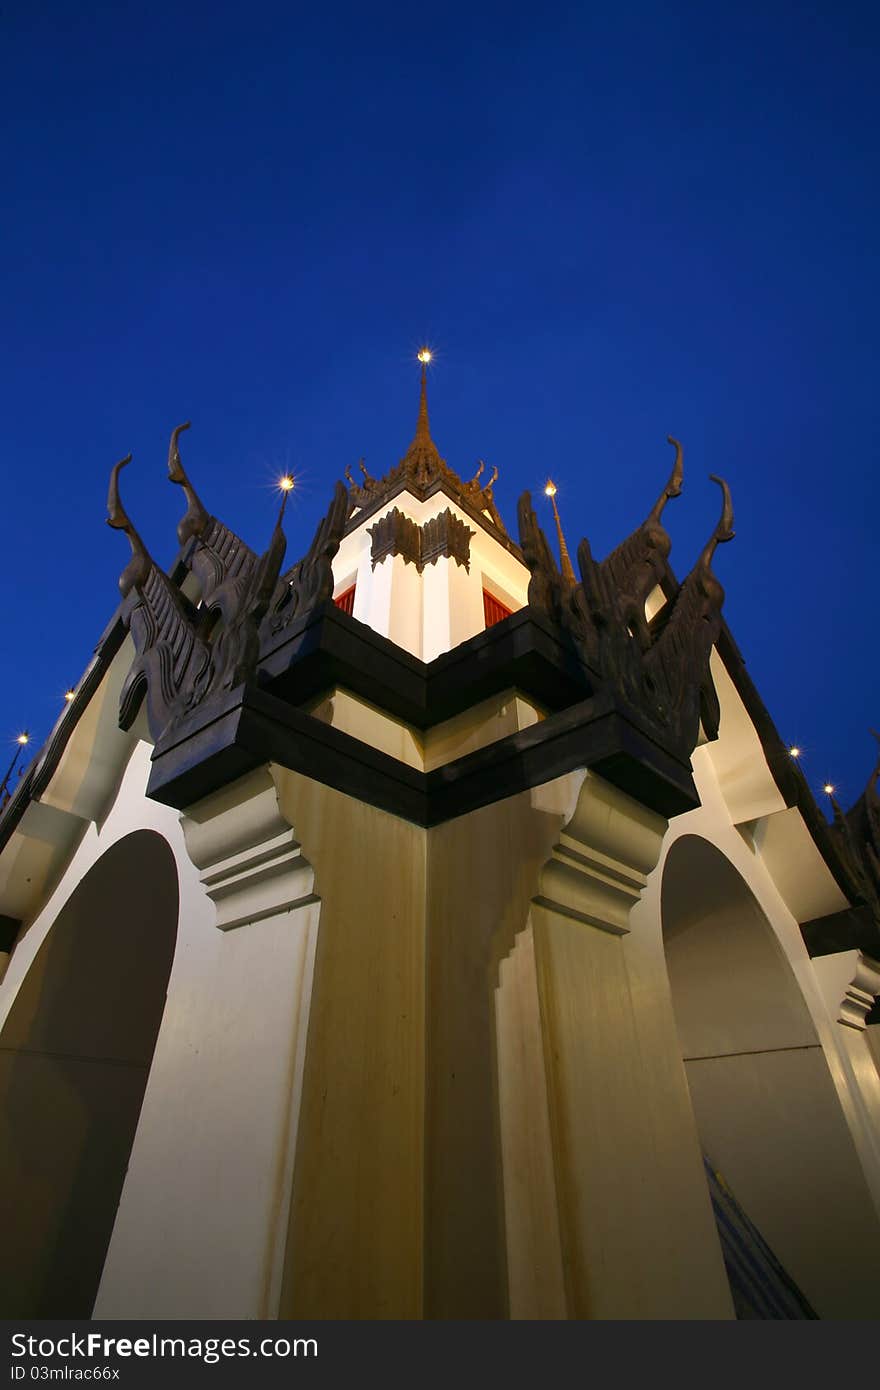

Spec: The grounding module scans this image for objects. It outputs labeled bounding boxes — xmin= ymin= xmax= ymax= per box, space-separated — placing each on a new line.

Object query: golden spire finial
xmin=277 ymin=474 xmax=295 ymax=524
xmin=400 ymin=348 xmax=442 ymax=481
xmin=544 ymin=479 xmax=576 ymax=585
xmin=414 ymin=349 xmax=433 ymax=446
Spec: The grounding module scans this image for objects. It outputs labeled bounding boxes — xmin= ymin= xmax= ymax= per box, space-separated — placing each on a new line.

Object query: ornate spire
xmin=414 ymin=355 xmax=433 ymax=445
xmin=544 ymin=480 xmax=576 ymax=585
xmin=400 ymin=352 xmax=444 ymax=486
xmin=342 ymin=350 xmax=508 ymax=537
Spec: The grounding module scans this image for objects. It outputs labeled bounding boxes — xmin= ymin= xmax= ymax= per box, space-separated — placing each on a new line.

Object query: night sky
xmin=2 ymin=2 xmax=877 ymax=812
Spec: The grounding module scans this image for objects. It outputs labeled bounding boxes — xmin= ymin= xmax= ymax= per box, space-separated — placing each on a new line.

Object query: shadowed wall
xmin=0 ymin=830 xmax=178 ymax=1317
xmin=662 ymin=834 xmax=880 ymax=1318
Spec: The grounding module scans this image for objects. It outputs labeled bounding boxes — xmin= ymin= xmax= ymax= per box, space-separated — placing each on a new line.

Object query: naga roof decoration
xmin=518 ymin=438 xmax=734 ymax=759
xmin=344 ymin=362 xmax=508 ymax=535
xmin=109 ymin=424 xmax=348 ymax=743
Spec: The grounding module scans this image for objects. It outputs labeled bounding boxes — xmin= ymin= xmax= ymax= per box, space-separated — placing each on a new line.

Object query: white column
xmin=810 ymin=947 xmax=880 ymax=1216
xmin=531 ymin=772 xmax=734 ymax=1319
xmin=422 ymin=556 xmax=485 ymax=662
xmin=94 ymin=765 xmax=319 ymax=1319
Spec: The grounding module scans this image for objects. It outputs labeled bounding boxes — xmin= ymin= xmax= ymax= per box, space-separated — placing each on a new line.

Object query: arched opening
xmin=0 ymin=830 xmax=178 ymax=1317
xmin=661 ymin=834 xmax=879 ymax=1318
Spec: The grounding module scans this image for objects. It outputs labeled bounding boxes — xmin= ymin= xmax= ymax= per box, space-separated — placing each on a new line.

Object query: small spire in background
xmin=278 ymin=473 xmax=295 ymax=522
xmin=1 ymin=731 xmax=30 ymax=810
xmin=544 ymin=479 xmax=576 ymax=585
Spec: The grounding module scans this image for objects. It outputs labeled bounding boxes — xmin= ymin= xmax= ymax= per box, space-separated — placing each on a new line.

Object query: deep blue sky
xmin=2 ymin=2 xmax=877 ymax=811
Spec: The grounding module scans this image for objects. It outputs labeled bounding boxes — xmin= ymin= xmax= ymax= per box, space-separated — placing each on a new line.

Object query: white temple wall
xmin=332 ymin=489 xmax=530 ymax=661
xmin=0 ymin=742 xmax=321 ymax=1320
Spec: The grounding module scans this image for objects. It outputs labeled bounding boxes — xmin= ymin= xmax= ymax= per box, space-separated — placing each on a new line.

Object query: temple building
xmin=1 ymin=357 xmax=879 ymax=1320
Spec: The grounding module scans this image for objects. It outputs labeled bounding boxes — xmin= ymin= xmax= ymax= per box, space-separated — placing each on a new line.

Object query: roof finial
xmin=415 ymin=348 xmax=433 ymax=446
xmin=544 ymin=479 xmax=577 ymax=585
xmin=399 ymin=349 xmax=443 ymax=484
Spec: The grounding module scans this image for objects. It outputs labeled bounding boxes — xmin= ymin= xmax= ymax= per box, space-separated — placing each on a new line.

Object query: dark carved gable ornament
xmin=108 ymin=454 xmax=213 ymax=737
xmin=168 ymin=420 xmax=260 ymax=604
xmin=518 ymin=438 xmax=735 ymax=762
xmin=601 ymin=436 xmax=684 ymax=650
xmin=109 ymin=423 xmax=349 ymax=744
xmin=368 ymin=507 xmax=475 ymax=572
xmin=421 ymin=510 xmax=474 ymax=570
xmin=368 ymin=508 xmax=422 ymax=570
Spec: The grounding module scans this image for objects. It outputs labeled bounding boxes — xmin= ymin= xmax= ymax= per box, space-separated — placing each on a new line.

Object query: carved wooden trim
xmin=368 ymin=508 xmax=421 ymax=570
xmin=368 ymin=507 xmax=475 ymax=573
xmin=421 ymin=510 xmax=474 ymax=571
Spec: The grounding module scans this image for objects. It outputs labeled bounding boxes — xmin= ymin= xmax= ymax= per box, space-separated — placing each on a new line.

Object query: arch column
xmin=530 ymin=772 xmax=734 ymax=1319
xmin=811 ymin=948 xmax=880 ymax=1211
xmin=94 ymin=764 xmax=320 ymax=1320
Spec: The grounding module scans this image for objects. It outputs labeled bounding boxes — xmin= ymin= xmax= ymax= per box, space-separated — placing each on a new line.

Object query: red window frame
xmin=334 ymin=584 xmax=356 ymax=616
xmin=483 ymin=589 xmax=512 ymax=628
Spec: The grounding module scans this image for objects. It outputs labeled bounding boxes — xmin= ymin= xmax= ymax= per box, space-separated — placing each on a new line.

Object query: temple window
xmin=483 ymin=589 xmax=512 ymax=628
xmin=334 ymin=584 xmax=356 ymax=616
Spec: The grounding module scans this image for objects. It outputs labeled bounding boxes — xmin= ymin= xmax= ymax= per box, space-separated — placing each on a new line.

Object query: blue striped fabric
xmin=703 ymin=1155 xmax=818 ymax=1319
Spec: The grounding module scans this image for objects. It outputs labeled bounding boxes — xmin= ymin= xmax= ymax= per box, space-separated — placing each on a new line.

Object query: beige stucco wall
xmin=275 ymin=771 xmax=426 ymax=1319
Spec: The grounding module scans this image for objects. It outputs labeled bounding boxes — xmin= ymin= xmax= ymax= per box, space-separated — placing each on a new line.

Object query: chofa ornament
xmin=108 ymin=423 xmax=348 ymax=743
xmin=518 ymin=436 xmax=734 ymax=758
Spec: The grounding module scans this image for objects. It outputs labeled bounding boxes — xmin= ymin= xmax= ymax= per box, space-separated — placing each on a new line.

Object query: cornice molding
xmin=838 ymin=952 xmax=880 ymax=1031
xmin=180 ymin=765 xmax=317 ymax=932
xmin=534 ymin=772 xmax=667 ymax=935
